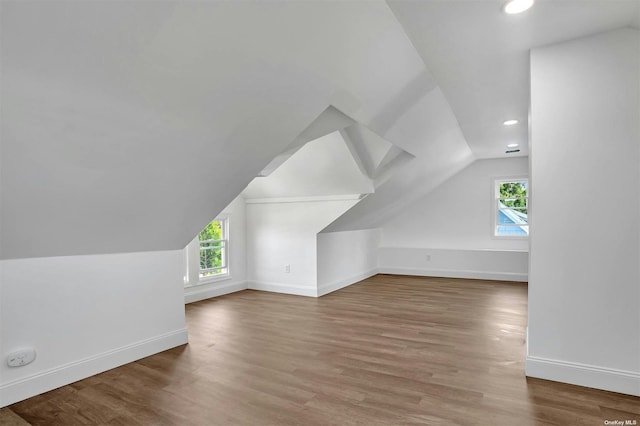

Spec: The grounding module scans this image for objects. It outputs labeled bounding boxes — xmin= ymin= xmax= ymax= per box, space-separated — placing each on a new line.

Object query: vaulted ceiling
xmin=1 ymin=0 xmax=638 ymax=259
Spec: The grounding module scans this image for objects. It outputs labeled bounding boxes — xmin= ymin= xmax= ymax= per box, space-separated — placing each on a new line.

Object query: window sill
xmin=491 ymin=234 xmax=529 ymax=240
xmin=186 ymin=274 xmax=232 ymax=288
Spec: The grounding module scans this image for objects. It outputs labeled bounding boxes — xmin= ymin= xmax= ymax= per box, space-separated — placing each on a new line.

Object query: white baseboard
xmin=247 ymin=281 xmax=317 ymax=297
xmin=378 ymin=266 xmax=528 ymax=282
xmin=317 ymin=268 xmax=378 ymax=297
xmin=526 ymin=355 xmax=640 ymax=397
xmin=184 ymin=281 xmax=247 ymax=304
xmin=0 ymin=328 xmax=189 ymax=408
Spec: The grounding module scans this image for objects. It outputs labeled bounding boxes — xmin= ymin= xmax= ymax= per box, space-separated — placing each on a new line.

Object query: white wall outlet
xmin=284 ymin=264 xmax=291 ymax=273
xmin=426 ymin=254 xmax=431 ymax=262
xmin=7 ymin=349 xmax=36 ymax=367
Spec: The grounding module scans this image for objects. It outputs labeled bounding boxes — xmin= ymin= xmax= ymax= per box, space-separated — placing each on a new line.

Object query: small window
xmin=198 ymin=218 xmax=228 ymax=278
xmin=494 ymin=179 xmax=529 ymax=237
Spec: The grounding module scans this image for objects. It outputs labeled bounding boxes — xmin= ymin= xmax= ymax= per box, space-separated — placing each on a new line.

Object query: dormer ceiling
xmin=1 ymin=0 xmax=637 ymax=259
xmin=243 ymin=131 xmax=376 ymax=200
xmin=257 ymin=107 xmax=355 ymax=178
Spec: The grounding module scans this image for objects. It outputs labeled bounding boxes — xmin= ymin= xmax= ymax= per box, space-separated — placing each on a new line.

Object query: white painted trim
xmin=491 ymin=176 xmax=530 ymax=240
xmin=317 ymin=268 xmax=379 ymax=296
xmin=245 ymin=194 xmax=363 ymax=204
xmin=378 ymin=246 xmax=528 ymax=253
xmin=194 ymin=273 xmax=232 ymax=286
xmin=526 ymin=355 xmax=640 ymax=397
xmin=0 ymin=328 xmax=189 ymax=408
xmin=247 ymin=281 xmax=317 ymax=297
xmin=184 ymin=281 xmax=247 ymax=304
xmin=378 ymin=267 xmax=528 ymax=282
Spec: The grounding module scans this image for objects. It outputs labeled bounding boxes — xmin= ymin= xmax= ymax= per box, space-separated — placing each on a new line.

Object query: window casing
xmin=198 ymin=218 xmax=228 ymax=278
xmin=185 ymin=216 xmax=230 ymax=287
xmin=494 ymin=178 xmax=529 ymax=237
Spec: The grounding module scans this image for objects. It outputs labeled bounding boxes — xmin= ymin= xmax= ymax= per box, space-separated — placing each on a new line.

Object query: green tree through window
xmin=198 ymin=219 xmax=227 ymax=277
xmin=495 ymin=179 xmax=528 ymax=237
xmin=499 ymin=181 xmax=528 ymax=214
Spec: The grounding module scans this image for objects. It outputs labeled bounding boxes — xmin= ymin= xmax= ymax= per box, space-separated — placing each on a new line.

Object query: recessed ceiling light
xmin=503 ymin=119 xmax=519 ymax=126
xmin=503 ymin=0 xmax=534 ymax=14
xmin=507 ymin=143 xmax=519 ymax=148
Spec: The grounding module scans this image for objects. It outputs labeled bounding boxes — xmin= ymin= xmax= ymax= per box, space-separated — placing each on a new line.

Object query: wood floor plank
xmin=3 ymin=274 xmax=639 ymax=425
xmin=0 ymin=407 xmax=31 ymax=425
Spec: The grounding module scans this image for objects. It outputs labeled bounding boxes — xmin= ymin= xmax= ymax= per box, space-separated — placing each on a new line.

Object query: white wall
xmin=382 ymin=157 xmax=528 ymax=249
xmin=0 ymin=251 xmax=188 ymax=407
xmin=184 ymin=195 xmax=248 ymax=304
xmin=246 ymin=197 xmax=360 ymax=297
xmin=528 ymin=28 xmax=640 ymax=396
xmin=378 ymin=157 xmax=529 ymax=281
xmin=378 ymin=247 xmax=527 ymax=282
xmin=317 ymin=229 xmax=380 ymax=296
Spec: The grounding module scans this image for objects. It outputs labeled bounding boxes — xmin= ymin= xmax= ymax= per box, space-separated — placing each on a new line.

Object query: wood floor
xmin=3 ymin=274 xmax=639 ymax=425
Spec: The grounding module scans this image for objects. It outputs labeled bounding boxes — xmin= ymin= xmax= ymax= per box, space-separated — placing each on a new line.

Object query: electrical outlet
xmin=284 ymin=264 xmax=291 ymax=273
xmin=426 ymin=255 xmax=431 ymax=262
xmin=7 ymin=349 xmax=36 ymax=367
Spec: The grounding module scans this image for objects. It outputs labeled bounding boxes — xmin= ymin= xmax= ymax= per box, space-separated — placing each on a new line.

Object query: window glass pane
xmin=498 ymin=207 xmax=528 ymax=224
xmin=200 ymin=247 xmax=224 ymax=277
xmin=499 ymin=181 xmax=527 ymax=197
xmin=496 ymin=225 xmax=529 ymax=236
xmin=198 ymin=220 xmax=222 ymax=242
xmin=197 ymin=219 xmax=228 ymax=278
xmin=499 ymin=199 xmax=528 ymax=212
xmin=495 ymin=179 xmax=529 ymax=237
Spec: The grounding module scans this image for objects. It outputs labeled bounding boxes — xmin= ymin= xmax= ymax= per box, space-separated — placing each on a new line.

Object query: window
xmin=494 ymin=178 xmax=529 ymax=237
xmin=198 ymin=218 xmax=228 ymax=278
xmin=184 ymin=216 xmax=231 ymax=288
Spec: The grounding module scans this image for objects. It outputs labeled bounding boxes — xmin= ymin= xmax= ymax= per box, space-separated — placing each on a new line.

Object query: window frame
xmin=198 ymin=217 xmax=229 ymax=278
xmin=185 ymin=215 xmax=231 ymax=287
xmin=492 ymin=177 xmax=529 ymax=239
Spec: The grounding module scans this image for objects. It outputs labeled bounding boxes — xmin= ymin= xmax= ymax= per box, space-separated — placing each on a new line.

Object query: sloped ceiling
xmin=387 ymin=0 xmax=640 ymax=158
xmin=325 ymin=87 xmax=475 ymax=232
xmin=0 ymin=0 xmax=428 ymax=259
xmin=328 ymin=0 xmax=639 ymax=231
xmin=243 ymin=131 xmax=374 ymax=199
xmin=3 ymin=0 xmax=637 ymax=259
xmin=258 ymin=107 xmax=355 ymax=178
